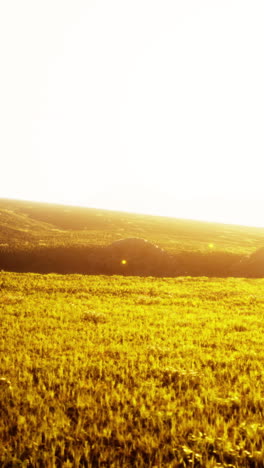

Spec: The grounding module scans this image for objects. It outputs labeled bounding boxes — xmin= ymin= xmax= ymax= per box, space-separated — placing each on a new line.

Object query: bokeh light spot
xmin=121 ymin=259 xmax=127 ymax=265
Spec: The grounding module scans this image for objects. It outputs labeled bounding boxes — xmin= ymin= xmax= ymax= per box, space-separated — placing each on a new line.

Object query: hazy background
xmin=1 ymin=0 xmax=263 ymax=227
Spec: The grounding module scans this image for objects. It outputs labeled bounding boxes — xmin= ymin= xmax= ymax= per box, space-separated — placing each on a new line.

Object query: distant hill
xmin=0 ymin=198 xmax=264 ymax=276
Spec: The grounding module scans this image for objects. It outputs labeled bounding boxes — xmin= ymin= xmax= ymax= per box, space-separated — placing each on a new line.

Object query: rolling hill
xmin=0 ymin=198 xmax=264 ymax=276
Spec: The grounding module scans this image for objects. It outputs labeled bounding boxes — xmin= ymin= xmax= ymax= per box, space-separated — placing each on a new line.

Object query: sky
xmin=1 ymin=0 xmax=264 ymax=227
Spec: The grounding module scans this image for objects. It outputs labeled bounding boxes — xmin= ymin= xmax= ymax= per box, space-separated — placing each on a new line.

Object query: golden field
xmin=1 ymin=271 xmax=264 ymax=467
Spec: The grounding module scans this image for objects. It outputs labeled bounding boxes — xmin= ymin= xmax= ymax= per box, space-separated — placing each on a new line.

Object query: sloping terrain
xmin=0 ymin=198 xmax=264 ymax=276
xmin=1 ymin=198 xmax=264 ymax=253
xmin=0 ymin=204 xmax=67 ymax=249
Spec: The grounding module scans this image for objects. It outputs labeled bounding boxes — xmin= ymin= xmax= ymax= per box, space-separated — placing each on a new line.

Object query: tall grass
xmin=1 ymin=272 xmax=264 ymax=466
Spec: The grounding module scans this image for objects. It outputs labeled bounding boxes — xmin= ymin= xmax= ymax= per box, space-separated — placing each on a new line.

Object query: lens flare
xmin=121 ymin=259 xmax=127 ymax=265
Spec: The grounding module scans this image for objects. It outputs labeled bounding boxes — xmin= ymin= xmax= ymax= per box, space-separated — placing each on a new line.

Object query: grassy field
xmin=1 ymin=271 xmax=264 ymax=467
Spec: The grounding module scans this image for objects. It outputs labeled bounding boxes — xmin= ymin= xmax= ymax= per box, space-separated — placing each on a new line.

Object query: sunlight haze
xmin=1 ymin=0 xmax=263 ymax=227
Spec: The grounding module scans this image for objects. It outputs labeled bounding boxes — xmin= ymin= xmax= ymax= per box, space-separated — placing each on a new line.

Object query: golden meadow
xmin=1 ymin=271 xmax=264 ymax=467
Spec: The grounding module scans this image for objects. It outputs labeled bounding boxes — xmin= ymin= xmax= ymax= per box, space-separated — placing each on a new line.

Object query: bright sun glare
xmin=1 ymin=1 xmax=264 ymax=227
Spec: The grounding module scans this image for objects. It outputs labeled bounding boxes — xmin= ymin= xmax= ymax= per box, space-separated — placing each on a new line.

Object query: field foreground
xmin=1 ymin=272 xmax=264 ymax=467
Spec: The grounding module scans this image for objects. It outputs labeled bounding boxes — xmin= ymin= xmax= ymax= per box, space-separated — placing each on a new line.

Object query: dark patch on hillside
xmin=0 ymin=199 xmax=264 ymax=277
xmin=0 ymin=241 xmax=250 ymax=277
xmin=232 ymin=247 xmax=264 ymax=278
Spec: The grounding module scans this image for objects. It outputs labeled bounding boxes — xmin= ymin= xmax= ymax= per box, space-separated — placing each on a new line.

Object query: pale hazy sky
xmin=1 ymin=1 xmax=264 ymax=227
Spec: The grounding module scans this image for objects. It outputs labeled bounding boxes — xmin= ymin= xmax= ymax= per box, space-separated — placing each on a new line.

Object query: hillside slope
xmin=0 ymin=198 xmax=264 ymax=276
xmin=1 ymin=198 xmax=264 ymax=254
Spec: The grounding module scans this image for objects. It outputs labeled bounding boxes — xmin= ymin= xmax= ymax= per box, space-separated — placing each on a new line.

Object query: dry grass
xmin=1 ymin=271 xmax=264 ymax=466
